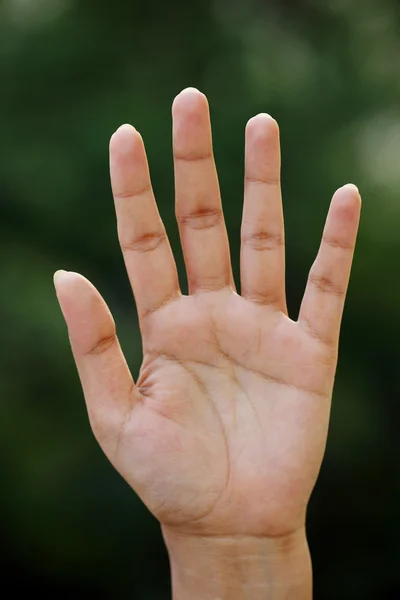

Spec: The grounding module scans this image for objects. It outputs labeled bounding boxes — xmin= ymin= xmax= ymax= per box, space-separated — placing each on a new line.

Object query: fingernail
xmin=110 ymin=124 xmax=138 ymax=152
xmin=180 ymin=86 xmax=201 ymax=94
xmin=115 ymin=123 xmax=136 ymax=134
xmin=344 ymin=183 xmax=359 ymax=194
xmin=53 ymin=270 xmax=67 ymax=287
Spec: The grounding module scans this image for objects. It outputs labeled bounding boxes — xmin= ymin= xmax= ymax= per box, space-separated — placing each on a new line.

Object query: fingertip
xmin=54 ymin=269 xmax=85 ymax=289
xmin=178 ymin=86 xmax=202 ymax=95
xmin=245 ymin=114 xmax=280 ymax=150
xmin=333 ymin=183 xmax=362 ymax=214
xmin=54 ymin=270 xmax=83 ymax=297
xmin=109 ymin=123 xmax=140 ymax=154
xmin=53 ymin=271 xmax=112 ymax=333
xmin=53 ymin=271 xmax=97 ymax=310
xmin=114 ymin=123 xmax=137 ymax=135
xmin=246 ymin=113 xmax=278 ymax=130
xmin=53 ymin=269 xmax=68 ymax=288
xmin=53 ymin=270 xmax=78 ymax=321
xmin=172 ymin=87 xmax=208 ymax=115
xmin=341 ymin=183 xmax=361 ymax=200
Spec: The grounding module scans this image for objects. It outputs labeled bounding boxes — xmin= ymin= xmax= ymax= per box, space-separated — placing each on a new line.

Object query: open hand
xmin=55 ymin=88 xmax=361 ymax=542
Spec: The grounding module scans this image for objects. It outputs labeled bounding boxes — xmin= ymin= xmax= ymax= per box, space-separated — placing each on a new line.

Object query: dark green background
xmin=1 ymin=0 xmax=399 ymax=597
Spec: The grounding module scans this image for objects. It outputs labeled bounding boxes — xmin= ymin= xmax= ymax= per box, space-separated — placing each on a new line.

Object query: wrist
xmin=162 ymin=526 xmax=312 ymax=600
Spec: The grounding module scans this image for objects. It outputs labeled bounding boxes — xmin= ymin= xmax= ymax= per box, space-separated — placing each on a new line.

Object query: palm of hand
xmin=55 ymin=88 xmax=360 ymax=539
xmin=123 ymin=292 xmax=333 ymax=537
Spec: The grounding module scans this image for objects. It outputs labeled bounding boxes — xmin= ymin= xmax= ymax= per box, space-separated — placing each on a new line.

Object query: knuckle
xmin=140 ymin=290 xmax=181 ymax=319
xmin=174 ymin=150 xmax=213 ymax=163
xmin=120 ymin=230 xmax=167 ymax=254
xmin=114 ymin=184 xmax=152 ymax=201
xmin=85 ymin=332 xmax=117 ymax=356
xmin=322 ymin=235 xmax=354 ymax=251
xmin=308 ymin=270 xmax=346 ymax=297
xmin=245 ymin=291 xmax=281 ymax=306
xmin=241 ymin=230 xmax=284 ymax=251
xmin=245 ymin=175 xmax=280 ymax=187
xmin=300 ymin=317 xmax=337 ymax=350
xmin=177 ymin=207 xmax=223 ymax=231
xmin=193 ymin=273 xmax=231 ymax=292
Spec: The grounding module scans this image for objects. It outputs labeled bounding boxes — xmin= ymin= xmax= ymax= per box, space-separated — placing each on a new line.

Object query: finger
xmin=298 ymin=185 xmax=361 ymax=347
xmin=172 ymin=88 xmax=233 ymax=293
xmin=54 ymin=270 xmax=140 ymax=444
xmin=110 ymin=124 xmax=180 ymax=320
xmin=241 ymin=114 xmax=286 ymax=312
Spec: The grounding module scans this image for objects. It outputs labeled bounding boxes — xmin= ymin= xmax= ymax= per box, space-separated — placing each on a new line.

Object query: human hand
xmin=54 ymin=88 xmax=360 ymax=598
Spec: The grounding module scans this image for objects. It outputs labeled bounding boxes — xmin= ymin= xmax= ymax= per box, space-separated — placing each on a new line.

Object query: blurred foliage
xmin=1 ymin=0 xmax=399 ymax=597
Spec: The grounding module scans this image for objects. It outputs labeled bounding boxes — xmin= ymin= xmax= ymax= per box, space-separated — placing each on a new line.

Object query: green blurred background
xmin=1 ymin=0 xmax=399 ymax=597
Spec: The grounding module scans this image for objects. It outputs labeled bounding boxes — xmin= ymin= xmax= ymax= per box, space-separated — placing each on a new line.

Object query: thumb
xmin=54 ymin=270 xmax=140 ymax=447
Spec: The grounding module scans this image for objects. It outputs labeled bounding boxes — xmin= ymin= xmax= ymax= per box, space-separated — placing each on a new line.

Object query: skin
xmin=54 ymin=88 xmax=361 ymax=598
